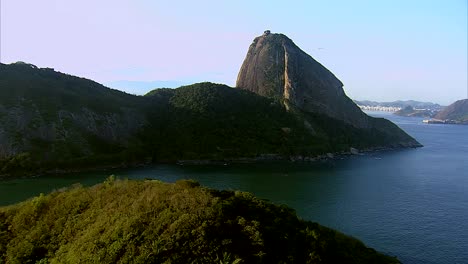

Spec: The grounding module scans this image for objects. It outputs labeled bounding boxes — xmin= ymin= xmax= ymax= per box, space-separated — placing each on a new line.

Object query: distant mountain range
xmin=354 ymin=100 xmax=443 ymax=110
xmin=355 ymin=100 xmax=444 ymax=118
xmin=356 ymin=99 xmax=468 ymax=123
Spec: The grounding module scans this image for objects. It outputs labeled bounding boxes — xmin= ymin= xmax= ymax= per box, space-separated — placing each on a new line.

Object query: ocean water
xmin=1 ymin=111 xmax=467 ymax=263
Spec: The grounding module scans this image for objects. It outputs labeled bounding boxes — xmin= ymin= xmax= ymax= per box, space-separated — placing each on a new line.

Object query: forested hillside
xmin=0 ymin=178 xmax=400 ymax=263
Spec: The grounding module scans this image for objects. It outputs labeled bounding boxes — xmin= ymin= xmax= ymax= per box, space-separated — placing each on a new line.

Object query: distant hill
xmin=394 ymin=106 xmax=437 ymax=118
xmin=105 ymin=80 xmax=191 ymax=95
xmin=434 ymin=99 xmax=468 ymax=124
xmin=0 ymin=178 xmax=400 ymax=263
xmin=0 ymin=60 xmax=420 ymax=176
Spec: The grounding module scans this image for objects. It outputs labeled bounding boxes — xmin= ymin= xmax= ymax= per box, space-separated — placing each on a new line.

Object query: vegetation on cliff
xmin=0 ymin=178 xmax=399 ymax=263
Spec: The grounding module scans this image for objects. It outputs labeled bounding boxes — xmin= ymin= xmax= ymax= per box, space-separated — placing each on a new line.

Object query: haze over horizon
xmin=1 ymin=0 xmax=466 ymax=105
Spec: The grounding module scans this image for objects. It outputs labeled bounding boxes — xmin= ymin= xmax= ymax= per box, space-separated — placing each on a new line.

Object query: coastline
xmin=176 ymin=143 xmax=422 ymax=165
xmin=0 ymin=143 xmax=422 ymax=180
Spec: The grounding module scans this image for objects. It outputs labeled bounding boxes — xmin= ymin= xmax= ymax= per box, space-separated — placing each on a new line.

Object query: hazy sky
xmin=1 ymin=0 xmax=467 ymax=105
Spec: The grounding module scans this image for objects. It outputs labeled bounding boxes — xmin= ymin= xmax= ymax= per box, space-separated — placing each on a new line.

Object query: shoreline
xmin=0 ymin=143 xmax=422 ymax=180
xmin=177 ymin=144 xmax=421 ymax=165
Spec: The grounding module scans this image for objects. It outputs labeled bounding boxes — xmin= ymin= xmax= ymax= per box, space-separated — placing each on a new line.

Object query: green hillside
xmin=0 ymin=179 xmax=399 ymax=263
xmin=142 ymin=83 xmax=324 ymax=160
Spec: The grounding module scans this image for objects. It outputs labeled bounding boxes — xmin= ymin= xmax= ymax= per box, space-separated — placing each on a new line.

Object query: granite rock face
xmin=236 ymin=32 xmax=369 ymax=128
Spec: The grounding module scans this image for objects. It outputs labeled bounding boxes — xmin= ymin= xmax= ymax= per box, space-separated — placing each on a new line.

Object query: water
xmin=1 ymin=111 xmax=467 ymax=264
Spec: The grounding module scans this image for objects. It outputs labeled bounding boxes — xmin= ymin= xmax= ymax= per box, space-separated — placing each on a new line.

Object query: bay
xmin=1 ymin=111 xmax=467 ymax=264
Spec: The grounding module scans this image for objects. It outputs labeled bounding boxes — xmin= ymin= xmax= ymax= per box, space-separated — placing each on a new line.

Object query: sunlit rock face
xmin=236 ymin=32 xmax=370 ymax=128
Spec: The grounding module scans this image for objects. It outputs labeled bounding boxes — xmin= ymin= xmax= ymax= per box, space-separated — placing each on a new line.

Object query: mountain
xmin=236 ymin=31 xmax=420 ymax=143
xmin=434 ymin=99 xmax=468 ymax=124
xmin=237 ymin=31 xmax=368 ymax=128
xmin=0 ymin=58 xmax=420 ymax=176
xmin=0 ymin=178 xmax=399 ymax=263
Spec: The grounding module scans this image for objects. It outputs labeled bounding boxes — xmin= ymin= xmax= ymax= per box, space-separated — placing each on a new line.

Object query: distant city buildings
xmin=357 ymin=105 xmax=401 ymax=112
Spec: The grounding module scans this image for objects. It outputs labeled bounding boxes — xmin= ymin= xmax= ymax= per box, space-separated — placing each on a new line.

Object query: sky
xmin=1 ymin=0 xmax=467 ymax=105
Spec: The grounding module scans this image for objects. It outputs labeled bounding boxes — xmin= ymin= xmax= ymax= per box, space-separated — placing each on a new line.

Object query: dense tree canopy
xmin=0 ymin=178 xmax=399 ymax=263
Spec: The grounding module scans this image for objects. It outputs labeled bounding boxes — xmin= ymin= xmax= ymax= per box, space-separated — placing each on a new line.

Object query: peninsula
xmin=423 ymin=99 xmax=468 ymax=125
xmin=0 ymin=33 xmax=422 ymax=177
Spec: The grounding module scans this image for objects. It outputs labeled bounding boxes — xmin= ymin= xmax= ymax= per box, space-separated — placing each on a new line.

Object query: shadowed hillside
xmin=0 ymin=62 xmax=148 ymax=175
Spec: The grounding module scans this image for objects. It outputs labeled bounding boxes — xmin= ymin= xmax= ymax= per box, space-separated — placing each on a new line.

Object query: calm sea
xmin=1 ymin=111 xmax=467 ymax=264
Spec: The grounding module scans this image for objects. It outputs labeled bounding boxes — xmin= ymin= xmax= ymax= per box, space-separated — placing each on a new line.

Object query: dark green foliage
xmin=142 ymin=83 xmax=320 ymax=160
xmin=0 ymin=153 xmax=36 ymax=176
xmin=0 ymin=179 xmax=399 ymax=263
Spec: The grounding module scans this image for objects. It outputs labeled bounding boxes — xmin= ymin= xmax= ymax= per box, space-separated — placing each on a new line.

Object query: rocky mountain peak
xmin=236 ymin=32 xmax=369 ymax=128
